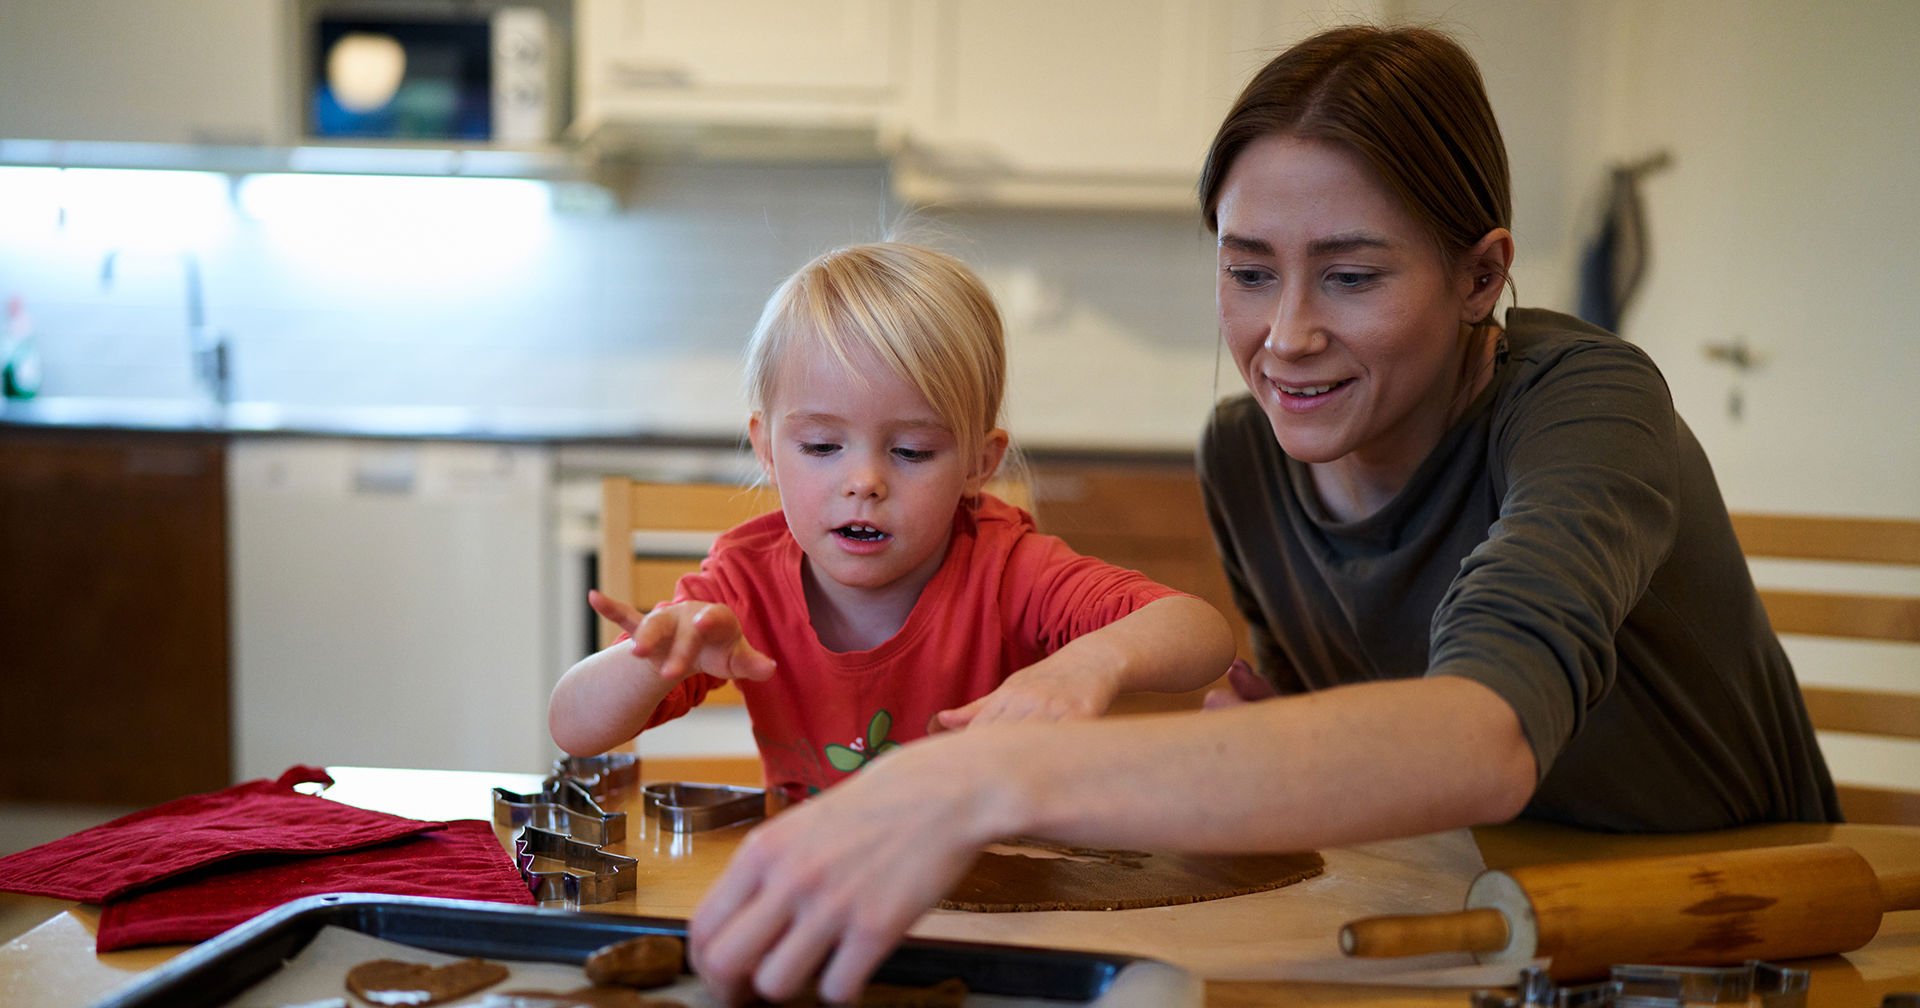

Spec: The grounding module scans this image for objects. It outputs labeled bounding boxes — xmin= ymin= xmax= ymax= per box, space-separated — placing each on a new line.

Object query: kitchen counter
xmin=4 ymin=762 xmax=1918 ymax=1006
xmin=0 ymin=396 xmax=741 ymax=447
xmin=0 ymin=396 xmax=1201 ymax=462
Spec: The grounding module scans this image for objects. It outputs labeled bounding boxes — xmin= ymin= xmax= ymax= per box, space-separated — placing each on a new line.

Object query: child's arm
xmin=548 ymin=589 xmax=776 ymax=756
xmin=933 ymin=595 xmax=1234 ymax=731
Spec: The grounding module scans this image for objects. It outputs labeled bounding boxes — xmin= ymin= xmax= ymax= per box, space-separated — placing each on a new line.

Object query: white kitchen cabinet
xmin=574 ymin=0 xmax=902 ymax=150
xmin=228 ymin=438 xmax=555 ymax=779
xmin=0 ymin=0 xmax=284 ymax=145
xmin=892 ymin=0 xmax=1387 ymax=209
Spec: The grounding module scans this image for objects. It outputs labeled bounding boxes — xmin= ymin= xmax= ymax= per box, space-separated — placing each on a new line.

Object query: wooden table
xmin=4 ymin=761 xmax=1918 ymax=1006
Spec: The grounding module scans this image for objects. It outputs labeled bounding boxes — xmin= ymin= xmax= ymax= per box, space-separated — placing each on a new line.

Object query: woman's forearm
xmin=984 ymin=674 xmax=1538 ymax=852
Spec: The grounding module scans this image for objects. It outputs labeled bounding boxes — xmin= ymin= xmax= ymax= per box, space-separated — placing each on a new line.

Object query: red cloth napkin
xmin=94 ymin=819 xmax=536 ymax=951
xmin=0 ymin=766 xmax=443 ymax=902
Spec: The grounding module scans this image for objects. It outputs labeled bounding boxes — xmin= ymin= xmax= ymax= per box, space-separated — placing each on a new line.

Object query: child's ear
xmin=748 ymin=413 xmax=776 ymax=487
xmin=966 ymin=428 xmax=1011 ymax=495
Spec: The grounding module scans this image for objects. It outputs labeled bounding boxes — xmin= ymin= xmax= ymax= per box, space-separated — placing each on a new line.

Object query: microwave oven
xmin=292 ymin=0 xmax=572 ymax=145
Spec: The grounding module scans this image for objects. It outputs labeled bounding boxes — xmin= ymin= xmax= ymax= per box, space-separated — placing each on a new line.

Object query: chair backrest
xmin=1731 ymin=512 xmax=1920 ymax=824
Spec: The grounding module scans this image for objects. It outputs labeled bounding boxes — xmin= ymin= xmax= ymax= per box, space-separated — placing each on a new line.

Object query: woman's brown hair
xmin=1198 ymin=25 xmax=1511 ymax=262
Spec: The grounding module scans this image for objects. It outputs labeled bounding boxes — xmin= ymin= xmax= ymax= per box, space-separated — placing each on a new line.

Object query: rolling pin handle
xmin=1339 ymin=907 xmax=1510 ymax=958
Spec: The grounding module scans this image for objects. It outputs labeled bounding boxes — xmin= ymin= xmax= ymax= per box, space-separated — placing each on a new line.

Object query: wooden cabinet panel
xmin=0 ymin=430 xmax=230 ymax=804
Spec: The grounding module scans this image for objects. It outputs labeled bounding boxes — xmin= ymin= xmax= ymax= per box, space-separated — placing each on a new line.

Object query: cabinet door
xmin=576 ymin=0 xmax=900 ymax=131
xmin=0 ymin=430 xmax=230 ymax=805
xmin=0 ymin=0 xmax=283 ymax=145
xmin=892 ymin=0 xmax=1387 ymax=209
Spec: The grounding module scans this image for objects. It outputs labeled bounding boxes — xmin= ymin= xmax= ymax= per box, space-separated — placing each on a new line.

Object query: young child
xmin=548 ymin=242 xmax=1235 ymax=799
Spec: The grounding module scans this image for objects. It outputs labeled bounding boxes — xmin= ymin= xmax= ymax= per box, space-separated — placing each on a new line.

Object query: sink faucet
xmin=99 ymin=250 xmax=232 ymax=405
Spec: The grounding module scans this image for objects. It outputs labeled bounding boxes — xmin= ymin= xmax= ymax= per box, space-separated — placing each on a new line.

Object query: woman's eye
xmin=1222 ymin=266 xmax=1273 ymax=290
xmin=1327 ymin=271 xmax=1378 ymax=290
xmin=799 ymin=442 xmax=839 ymax=457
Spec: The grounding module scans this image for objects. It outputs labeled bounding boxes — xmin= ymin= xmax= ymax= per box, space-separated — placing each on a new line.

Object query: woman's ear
xmin=966 ymin=428 xmax=1011 ymax=496
xmin=1459 ymin=227 xmax=1516 ymax=323
xmin=748 ymin=413 xmax=777 ymax=488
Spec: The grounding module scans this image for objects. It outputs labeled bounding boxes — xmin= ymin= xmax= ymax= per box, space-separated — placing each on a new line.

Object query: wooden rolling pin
xmin=1340 ymin=842 xmax=1920 ymax=980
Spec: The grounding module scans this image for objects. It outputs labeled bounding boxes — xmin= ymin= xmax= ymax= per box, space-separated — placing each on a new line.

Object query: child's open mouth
xmin=835 ymin=523 xmax=888 ymax=542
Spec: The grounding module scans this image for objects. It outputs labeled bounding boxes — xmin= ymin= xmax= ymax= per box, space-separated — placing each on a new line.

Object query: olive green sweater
xmin=1198 ymin=308 xmax=1838 ymax=832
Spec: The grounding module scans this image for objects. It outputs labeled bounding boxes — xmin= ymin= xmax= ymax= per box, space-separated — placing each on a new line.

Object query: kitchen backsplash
xmin=0 ymin=159 xmax=1232 ymax=450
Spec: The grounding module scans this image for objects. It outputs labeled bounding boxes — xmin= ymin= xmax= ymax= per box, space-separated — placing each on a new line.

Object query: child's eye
xmin=893 ymin=447 xmax=936 ymax=463
xmin=799 ymin=442 xmax=840 ymax=457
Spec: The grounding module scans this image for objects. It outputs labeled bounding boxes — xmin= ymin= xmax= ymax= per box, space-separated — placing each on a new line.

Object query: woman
xmin=687 ymin=25 xmax=1839 ymax=1005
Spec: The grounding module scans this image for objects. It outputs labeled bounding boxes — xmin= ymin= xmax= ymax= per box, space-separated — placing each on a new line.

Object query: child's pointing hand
xmin=588 ymin=589 xmax=776 ymax=685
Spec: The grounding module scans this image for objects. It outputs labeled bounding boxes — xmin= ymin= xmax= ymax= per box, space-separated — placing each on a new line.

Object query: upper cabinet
xmin=891 ymin=0 xmax=1387 ymax=210
xmin=0 ymin=0 xmax=285 ymax=146
xmin=574 ymin=0 xmax=902 ymax=157
xmin=574 ymin=0 xmax=1385 ymax=208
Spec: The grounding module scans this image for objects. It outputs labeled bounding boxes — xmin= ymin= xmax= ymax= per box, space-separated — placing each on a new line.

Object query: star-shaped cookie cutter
xmin=512 ymin=824 xmax=638 ymax=906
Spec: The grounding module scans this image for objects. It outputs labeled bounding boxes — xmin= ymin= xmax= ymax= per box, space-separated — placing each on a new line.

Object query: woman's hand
xmin=928 ymin=658 xmax=1117 ymax=732
xmin=688 ymin=735 xmax=1007 ymax=1005
xmin=588 ymin=589 xmax=775 ymax=684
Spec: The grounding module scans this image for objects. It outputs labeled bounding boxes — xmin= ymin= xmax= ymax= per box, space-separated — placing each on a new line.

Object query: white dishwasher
xmin=228 ymin=437 xmax=556 ymax=779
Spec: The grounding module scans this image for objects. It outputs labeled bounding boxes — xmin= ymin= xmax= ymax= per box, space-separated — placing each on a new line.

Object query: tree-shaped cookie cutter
xmin=512 ymin=824 xmax=638 ymax=906
xmin=492 ymin=777 xmax=627 ymax=847
xmin=493 ymin=754 xmax=642 ymax=905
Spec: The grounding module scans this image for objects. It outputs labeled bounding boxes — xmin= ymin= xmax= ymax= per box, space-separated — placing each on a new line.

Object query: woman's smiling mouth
xmin=1276 ymin=378 xmax=1352 ymax=398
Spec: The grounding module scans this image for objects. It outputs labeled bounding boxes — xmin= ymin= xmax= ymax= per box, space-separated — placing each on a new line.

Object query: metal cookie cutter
xmin=643 ymin=782 xmax=766 ymax=833
xmin=551 ymin=751 xmax=641 ymax=804
xmin=513 ymin=824 xmax=639 ymax=906
xmin=493 ymin=777 xmax=627 ymax=847
xmin=1469 ymin=961 xmax=1811 ymax=1008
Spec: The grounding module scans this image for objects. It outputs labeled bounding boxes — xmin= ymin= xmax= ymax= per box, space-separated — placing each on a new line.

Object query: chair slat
xmin=1759 ymin=588 xmax=1920 ymax=643
xmin=1732 ymin=512 xmax=1920 ymax=564
xmin=1802 ymin=685 xmax=1920 ymax=740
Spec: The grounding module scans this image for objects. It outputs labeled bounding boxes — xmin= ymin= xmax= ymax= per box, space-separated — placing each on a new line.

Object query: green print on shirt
xmin=823 ymin=709 xmax=901 ymax=772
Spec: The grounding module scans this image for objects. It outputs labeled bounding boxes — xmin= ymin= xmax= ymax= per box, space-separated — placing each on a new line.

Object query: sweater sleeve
xmin=1428 ymin=337 xmax=1682 ymax=780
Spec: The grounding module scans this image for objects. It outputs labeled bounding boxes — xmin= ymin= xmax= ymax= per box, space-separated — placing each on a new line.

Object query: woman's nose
xmin=1263 ymin=298 xmax=1327 ymax=359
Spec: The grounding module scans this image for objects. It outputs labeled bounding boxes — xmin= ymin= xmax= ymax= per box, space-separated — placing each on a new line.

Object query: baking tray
xmin=93 ymin=892 xmax=1193 ymax=1006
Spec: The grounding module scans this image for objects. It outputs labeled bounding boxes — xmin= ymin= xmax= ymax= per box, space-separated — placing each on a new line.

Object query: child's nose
xmin=842 ymin=461 xmax=885 ymax=499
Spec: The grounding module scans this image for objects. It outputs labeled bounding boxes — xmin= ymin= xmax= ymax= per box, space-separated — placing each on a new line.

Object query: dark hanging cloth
xmin=1577 ymin=166 xmax=1649 ymax=334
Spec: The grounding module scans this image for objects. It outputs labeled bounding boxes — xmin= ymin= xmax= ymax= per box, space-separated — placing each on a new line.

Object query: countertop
xmin=0 ymin=396 xmax=1202 ymax=463
xmin=4 ymin=762 xmax=1918 ymax=1007
xmin=0 ymin=395 xmax=739 ymax=447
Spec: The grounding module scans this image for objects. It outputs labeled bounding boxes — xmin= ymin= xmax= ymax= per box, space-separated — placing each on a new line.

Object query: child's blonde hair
xmin=745 ymin=242 xmax=1008 ymax=476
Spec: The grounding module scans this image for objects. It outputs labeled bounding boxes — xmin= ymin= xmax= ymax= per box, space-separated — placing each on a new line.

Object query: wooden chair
xmin=1731 ymin=512 xmax=1920 ymax=824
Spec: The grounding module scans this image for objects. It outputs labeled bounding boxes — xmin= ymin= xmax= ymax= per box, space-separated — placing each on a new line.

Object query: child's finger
xmin=633 ymin=605 xmax=685 ymax=666
xmin=929 ymin=699 xmax=983 ymax=733
xmin=587 ymin=589 xmax=645 ymax=632
xmin=655 ymin=606 xmax=717 ymax=680
xmin=727 ymin=640 xmax=778 ymax=681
